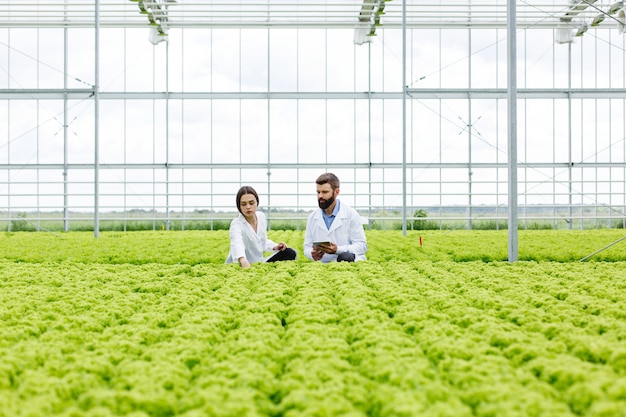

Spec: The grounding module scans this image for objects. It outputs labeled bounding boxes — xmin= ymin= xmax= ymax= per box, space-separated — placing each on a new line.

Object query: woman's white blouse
xmin=226 ymin=211 xmax=277 ymax=264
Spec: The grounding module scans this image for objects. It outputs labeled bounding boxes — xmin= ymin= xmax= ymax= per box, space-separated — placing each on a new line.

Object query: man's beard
xmin=318 ymin=194 xmax=335 ymax=210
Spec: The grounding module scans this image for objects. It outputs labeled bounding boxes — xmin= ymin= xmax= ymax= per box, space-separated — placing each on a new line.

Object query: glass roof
xmin=0 ymin=1 xmax=617 ymax=31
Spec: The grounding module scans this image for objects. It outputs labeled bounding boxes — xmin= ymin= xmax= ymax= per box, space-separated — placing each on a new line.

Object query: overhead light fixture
xmin=556 ymin=0 xmax=611 ymax=43
xmin=131 ymin=0 xmax=175 ymax=45
xmin=575 ymin=23 xmax=589 ymax=36
xmin=555 ymin=26 xmax=575 ymax=44
xmin=591 ymin=13 xmax=605 ymax=26
xmin=617 ymin=8 xmax=626 ymax=33
xmin=377 ymin=1 xmax=386 ymax=15
xmin=609 ymin=1 xmax=623 ymax=14
xmin=560 ymin=0 xmax=597 ymax=22
xmin=353 ymin=0 xmax=390 ymax=45
xmin=135 ymin=0 xmax=148 ymax=14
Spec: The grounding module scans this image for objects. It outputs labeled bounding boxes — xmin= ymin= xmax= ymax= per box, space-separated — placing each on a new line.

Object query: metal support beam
xmin=507 ymin=0 xmax=518 ymax=262
xmin=94 ymin=0 xmax=100 ymax=237
xmin=402 ymin=0 xmax=407 ymax=235
xmin=7 ymin=89 xmax=626 ymax=100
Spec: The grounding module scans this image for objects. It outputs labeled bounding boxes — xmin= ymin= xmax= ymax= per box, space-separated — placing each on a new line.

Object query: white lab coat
xmin=304 ymin=200 xmax=367 ymax=262
xmin=226 ymin=211 xmax=277 ymax=264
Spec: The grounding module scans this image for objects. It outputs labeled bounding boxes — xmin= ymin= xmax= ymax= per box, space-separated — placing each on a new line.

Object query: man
xmin=304 ymin=172 xmax=367 ymax=262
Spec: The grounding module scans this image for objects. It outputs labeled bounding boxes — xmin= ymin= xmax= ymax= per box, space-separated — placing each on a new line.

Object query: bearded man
xmin=304 ymin=172 xmax=368 ymax=263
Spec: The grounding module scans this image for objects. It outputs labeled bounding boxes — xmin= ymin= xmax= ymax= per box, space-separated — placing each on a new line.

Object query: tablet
xmin=313 ymin=241 xmax=330 ymax=246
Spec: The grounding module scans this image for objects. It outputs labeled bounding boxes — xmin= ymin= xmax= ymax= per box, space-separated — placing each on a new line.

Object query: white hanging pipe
xmin=165 ymin=39 xmax=171 ymax=231
xmin=63 ymin=2 xmax=69 ymax=232
xmin=402 ymin=0 xmax=407 ymax=235
xmin=568 ymin=42 xmax=573 ymax=229
xmin=94 ymin=0 xmax=100 ymax=237
xmin=507 ymin=0 xmax=518 ymax=261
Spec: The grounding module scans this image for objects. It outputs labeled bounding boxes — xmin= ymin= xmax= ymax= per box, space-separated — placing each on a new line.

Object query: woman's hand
xmin=274 ymin=242 xmax=287 ymax=251
xmin=238 ymin=256 xmax=251 ymax=269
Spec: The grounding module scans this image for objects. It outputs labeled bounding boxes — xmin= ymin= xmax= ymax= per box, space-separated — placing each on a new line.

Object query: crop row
xmin=1 ymin=246 xmax=626 ymax=416
xmin=1 ymin=229 xmax=626 ymax=264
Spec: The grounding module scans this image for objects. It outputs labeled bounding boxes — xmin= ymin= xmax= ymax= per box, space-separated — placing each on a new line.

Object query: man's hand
xmin=314 ymin=242 xmax=337 ymax=255
xmin=311 ymin=247 xmax=324 ymax=261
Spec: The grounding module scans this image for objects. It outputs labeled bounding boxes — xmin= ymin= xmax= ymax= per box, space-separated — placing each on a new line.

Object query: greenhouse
xmin=2 ymin=1 xmax=625 ymax=234
xmin=1 ymin=2 xmax=626 ymax=417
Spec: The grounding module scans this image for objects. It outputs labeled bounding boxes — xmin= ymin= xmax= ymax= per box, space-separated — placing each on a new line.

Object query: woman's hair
xmin=236 ymin=185 xmax=259 ymax=214
xmin=315 ymin=172 xmax=340 ymax=190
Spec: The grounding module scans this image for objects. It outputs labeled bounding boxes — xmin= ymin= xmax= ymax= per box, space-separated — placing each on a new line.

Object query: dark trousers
xmin=337 ymin=252 xmax=356 ymax=262
xmin=266 ymin=247 xmax=297 ymax=263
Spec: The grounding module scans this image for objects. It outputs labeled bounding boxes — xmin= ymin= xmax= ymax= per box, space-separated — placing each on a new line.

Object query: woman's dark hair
xmin=236 ymin=186 xmax=259 ymax=214
xmin=315 ymin=172 xmax=340 ymax=190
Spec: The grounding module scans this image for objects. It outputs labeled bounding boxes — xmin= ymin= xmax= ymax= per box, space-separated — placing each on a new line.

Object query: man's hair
xmin=316 ymin=172 xmax=340 ymax=190
xmin=236 ymin=185 xmax=259 ymax=214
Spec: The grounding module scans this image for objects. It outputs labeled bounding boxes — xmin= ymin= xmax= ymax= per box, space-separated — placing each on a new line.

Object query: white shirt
xmin=226 ymin=211 xmax=277 ymax=264
xmin=304 ymin=199 xmax=367 ymax=263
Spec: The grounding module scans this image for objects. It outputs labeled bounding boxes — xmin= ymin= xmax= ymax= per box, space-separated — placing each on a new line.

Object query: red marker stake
xmin=419 ymin=236 xmax=423 ymax=247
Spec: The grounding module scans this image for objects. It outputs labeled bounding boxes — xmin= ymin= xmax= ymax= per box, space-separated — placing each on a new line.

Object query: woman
xmin=226 ymin=185 xmax=297 ymax=268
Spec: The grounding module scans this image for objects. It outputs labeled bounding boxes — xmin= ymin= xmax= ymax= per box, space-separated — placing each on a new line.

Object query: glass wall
xmin=1 ymin=14 xmax=626 ymax=231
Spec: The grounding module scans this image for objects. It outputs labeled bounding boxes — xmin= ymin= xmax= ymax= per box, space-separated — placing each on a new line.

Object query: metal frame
xmin=1 ymin=1 xmax=626 ymax=242
xmin=0 ymin=1 xmax=610 ymax=29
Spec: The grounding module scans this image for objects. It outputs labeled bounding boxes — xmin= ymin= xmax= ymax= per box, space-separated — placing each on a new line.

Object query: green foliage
xmin=9 ymin=212 xmax=36 ymax=232
xmin=472 ymin=220 xmax=505 ymax=230
xmin=5 ymin=210 xmax=626 ymax=232
xmin=1 ymin=240 xmax=626 ymax=416
xmin=412 ymin=209 xmax=428 ymax=229
xmin=2 ymin=230 xmax=626 ymax=264
xmin=266 ymin=220 xmax=305 ymax=231
xmin=1 ymin=231 xmax=626 ymax=415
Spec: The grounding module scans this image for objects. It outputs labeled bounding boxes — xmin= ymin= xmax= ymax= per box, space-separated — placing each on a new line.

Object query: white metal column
xmin=94 ymin=0 xmax=101 ymax=237
xmin=507 ymin=0 xmax=518 ymax=261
